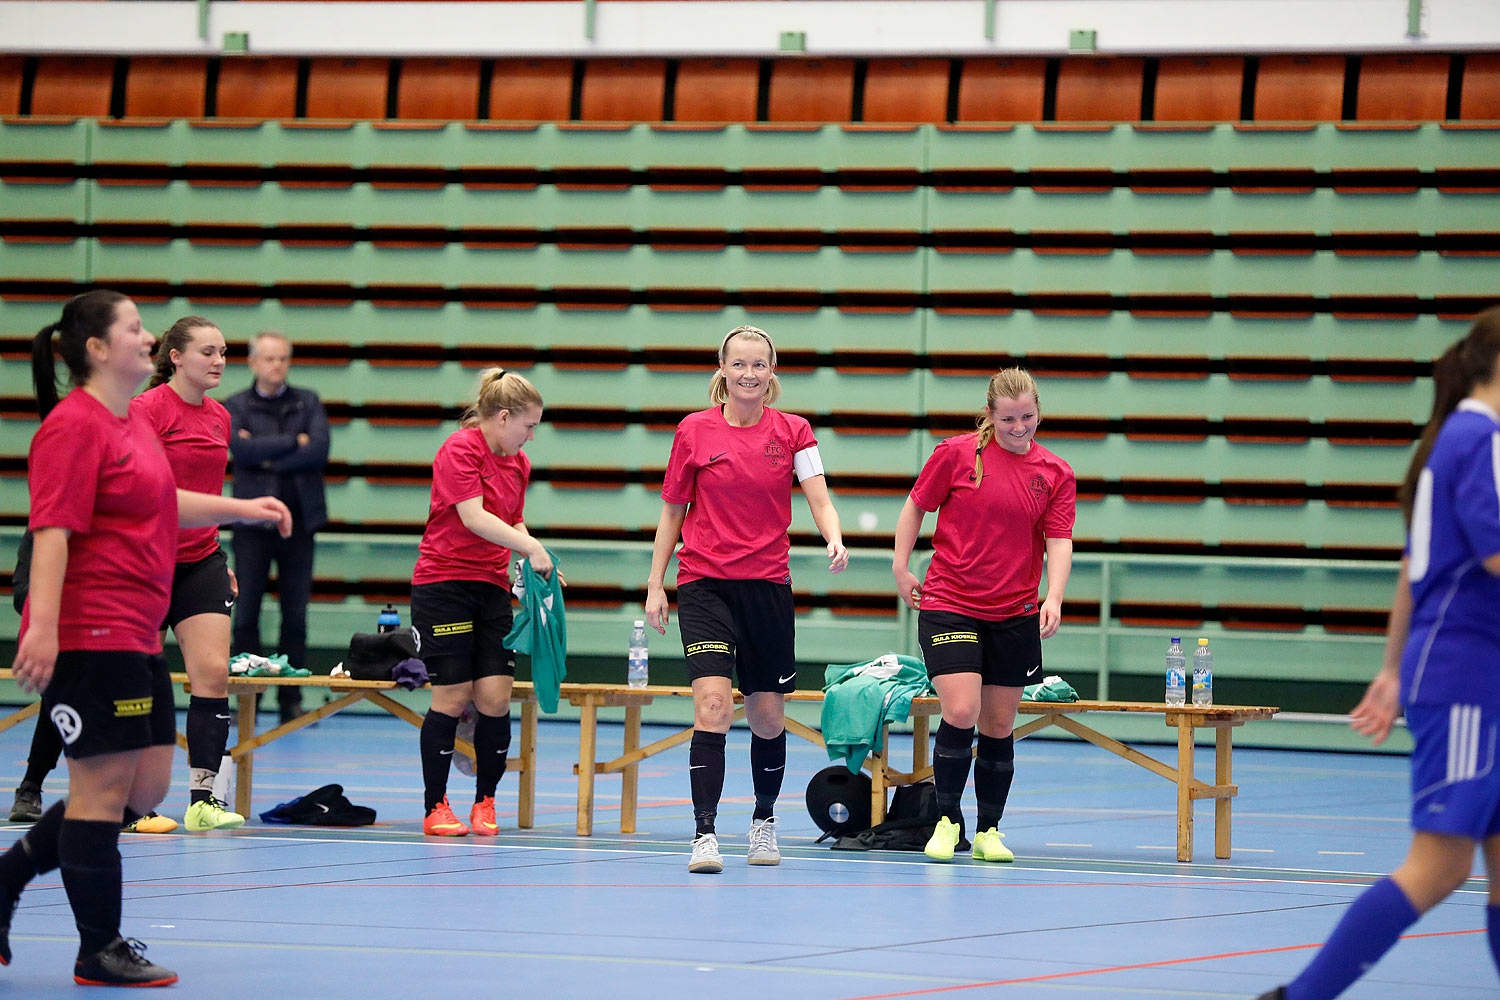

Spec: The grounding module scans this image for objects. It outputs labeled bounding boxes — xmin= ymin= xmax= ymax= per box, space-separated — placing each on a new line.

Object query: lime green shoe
xmin=972 ymin=827 xmax=1014 ymax=862
xmin=924 ymin=816 xmax=962 ymax=861
xmin=184 ymin=798 xmax=245 ymax=832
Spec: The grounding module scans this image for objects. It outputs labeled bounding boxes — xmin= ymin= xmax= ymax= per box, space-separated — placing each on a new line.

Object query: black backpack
xmin=831 ymin=781 xmax=970 ymax=853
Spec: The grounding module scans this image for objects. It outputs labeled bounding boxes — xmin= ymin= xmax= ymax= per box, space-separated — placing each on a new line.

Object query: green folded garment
xmin=1022 ymin=675 xmax=1078 ymax=702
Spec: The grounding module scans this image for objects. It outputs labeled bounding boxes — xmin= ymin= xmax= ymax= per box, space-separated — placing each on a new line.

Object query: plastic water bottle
xmin=377 ymin=604 xmax=401 ymax=633
xmin=1164 ymin=636 xmax=1186 ymax=706
xmin=627 ymin=620 xmax=649 ymax=689
xmin=1192 ymin=638 xmax=1214 ymax=706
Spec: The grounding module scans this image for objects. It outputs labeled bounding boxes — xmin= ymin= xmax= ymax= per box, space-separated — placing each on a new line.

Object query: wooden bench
xmin=557 ymin=683 xmax=1275 ymax=862
xmin=0 ymin=669 xmax=540 ymax=826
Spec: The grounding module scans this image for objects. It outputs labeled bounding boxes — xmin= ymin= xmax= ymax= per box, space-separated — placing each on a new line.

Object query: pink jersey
xmin=910 ymin=432 xmax=1076 ymax=621
xmin=131 ymin=383 xmax=231 ymax=564
xmin=661 ymin=406 xmax=818 ymax=585
xmin=413 ymin=426 xmax=529 ymax=588
xmin=22 ymin=389 xmax=178 ymax=653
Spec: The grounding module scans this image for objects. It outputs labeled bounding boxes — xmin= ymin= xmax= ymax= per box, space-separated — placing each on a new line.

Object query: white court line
xmin=1318 ymin=850 xmax=1366 ymax=856
xmin=1234 ymin=848 xmax=1276 ymax=853
xmin=1045 ymin=843 xmax=1094 ymax=848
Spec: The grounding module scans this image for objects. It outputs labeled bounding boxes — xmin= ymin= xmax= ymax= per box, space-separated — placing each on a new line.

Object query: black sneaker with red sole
xmin=73 ymin=936 xmax=178 ymax=987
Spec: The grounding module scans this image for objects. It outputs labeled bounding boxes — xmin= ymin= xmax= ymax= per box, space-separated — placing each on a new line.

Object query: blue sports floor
xmin=1 ymin=712 xmax=1494 ymax=999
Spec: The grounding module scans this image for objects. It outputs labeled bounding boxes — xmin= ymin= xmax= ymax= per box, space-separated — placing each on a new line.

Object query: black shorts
xmin=163 ymin=547 xmax=235 ymax=630
xmin=677 ymin=577 xmax=796 ymax=695
xmin=919 ymin=609 xmax=1042 ymax=688
xmin=410 ymin=579 xmax=516 ymax=687
xmin=42 ymin=650 xmax=176 ymax=760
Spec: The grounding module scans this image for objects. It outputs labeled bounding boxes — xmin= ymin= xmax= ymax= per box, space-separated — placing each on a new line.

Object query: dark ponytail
xmin=30 ymin=289 xmax=129 ymax=419
xmin=1398 ymin=305 xmax=1500 ymax=525
xmin=148 ymin=315 xmax=216 ymax=389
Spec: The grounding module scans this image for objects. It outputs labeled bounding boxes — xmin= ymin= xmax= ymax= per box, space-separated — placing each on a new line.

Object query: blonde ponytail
xmin=461 ymin=367 xmax=543 ymax=427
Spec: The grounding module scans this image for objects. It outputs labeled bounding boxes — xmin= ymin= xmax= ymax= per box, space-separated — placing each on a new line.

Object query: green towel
xmin=1022 ymin=675 xmax=1078 ymax=702
xmin=504 ymin=552 xmax=567 ymax=713
xmin=821 ymin=653 xmax=933 ymax=773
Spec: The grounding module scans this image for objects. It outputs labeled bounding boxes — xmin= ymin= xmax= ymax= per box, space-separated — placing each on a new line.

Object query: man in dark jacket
xmin=225 ymin=330 xmax=330 ymax=721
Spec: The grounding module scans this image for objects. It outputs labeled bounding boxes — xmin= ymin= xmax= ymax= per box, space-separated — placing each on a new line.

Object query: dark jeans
xmin=232 ymin=526 xmax=316 ymax=711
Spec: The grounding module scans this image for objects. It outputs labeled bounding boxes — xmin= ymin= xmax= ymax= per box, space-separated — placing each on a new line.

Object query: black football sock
xmin=419 ymin=709 xmax=461 ymax=813
xmin=688 ymin=730 xmax=727 ymax=836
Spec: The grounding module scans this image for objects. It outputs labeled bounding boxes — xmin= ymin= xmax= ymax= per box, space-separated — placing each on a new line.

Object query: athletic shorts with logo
xmin=1407 ymin=702 xmax=1500 ymax=839
xmin=42 ymin=650 xmax=175 ymax=760
xmin=162 ymin=546 xmax=235 ymax=629
xmin=410 ymin=579 xmax=516 ymax=686
xmin=919 ymin=609 xmax=1042 ymax=687
xmin=677 ymin=577 xmax=796 ymax=695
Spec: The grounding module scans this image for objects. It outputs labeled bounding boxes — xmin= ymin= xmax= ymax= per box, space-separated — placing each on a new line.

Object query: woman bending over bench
xmin=893 ymin=367 xmax=1076 ymax=865
xmin=412 ymin=368 xmax=553 ymax=838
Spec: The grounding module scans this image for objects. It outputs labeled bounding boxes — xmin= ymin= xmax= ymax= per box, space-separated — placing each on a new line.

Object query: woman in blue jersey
xmin=1257 ymin=306 xmax=1500 ymax=1000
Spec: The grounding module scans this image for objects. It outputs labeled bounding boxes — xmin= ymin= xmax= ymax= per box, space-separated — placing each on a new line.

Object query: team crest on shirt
xmin=1027 ymin=474 xmax=1050 ymax=503
xmin=765 ymin=441 xmax=785 ymax=467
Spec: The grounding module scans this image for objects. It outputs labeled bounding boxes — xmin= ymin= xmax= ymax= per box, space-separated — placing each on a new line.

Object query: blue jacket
xmin=224 ymin=383 xmax=330 ymax=533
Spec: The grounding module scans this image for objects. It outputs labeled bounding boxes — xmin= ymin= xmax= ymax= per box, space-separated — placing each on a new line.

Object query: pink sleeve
xmin=29 ymin=415 xmax=102 ymax=534
xmin=660 ymin=423 xmax=697 ymax=505
xmin=909 ymin=440 xmax=956 ymax=513
xmin=431 ymin=434 xmax=484 ymax=511
xmin=793 ymin=414 xmax=817 ymax=452
xmin=1042 ymin=465 xmax=1077 ymax=538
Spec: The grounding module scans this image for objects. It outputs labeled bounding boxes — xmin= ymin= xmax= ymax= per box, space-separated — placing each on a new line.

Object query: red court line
xmin=836 ymin=928 xmax=1485 ymax=1000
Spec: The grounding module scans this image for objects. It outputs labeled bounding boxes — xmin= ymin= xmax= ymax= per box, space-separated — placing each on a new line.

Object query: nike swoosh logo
xmin=1026 ymin=665 xmax=1041 ymax=677
xmin=223 ymin=600 xmax=234 ymax=608
xmin=114 ymin=453 xmax=131 ymax=465
xmin=315 ymin=803 xmax=329 ymax=813
xmin=160 ymin=428 xmax=182 ymax=438
xmin=778 ymin=674 xmax=796 ymax=684
xmin=439 ymin=749 xmax=454 ymax=756
xmin=689 ymin=765 xmax=707 ymax=770
xmin=762 ymin=765 xmax=784 ymax=772
xmin=215 ymin=714 xmax=232 ymax=721
xmin=709 ymin=452 xmax=728 ymax=463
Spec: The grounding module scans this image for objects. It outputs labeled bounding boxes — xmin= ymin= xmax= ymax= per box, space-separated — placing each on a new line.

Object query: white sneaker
xmin=747 ymin=817 xmax=781 ymax=865
xmin=688 ymin=833 xmax=723 ymax=874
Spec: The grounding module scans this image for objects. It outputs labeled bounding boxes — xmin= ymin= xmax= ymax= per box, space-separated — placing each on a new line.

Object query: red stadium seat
xmin=1056 ymin=57 xmax=1145 ymax=122
xmin=216 ymin=58 xmax=299 ymax=119
xmin=864 ymin=58 xmax=949 ymax=123
xmin=398 ymin=58 xmax=482 ymax=121
xmin=580 ymin=59 xmax=666 ymax=122
xmin=307 ymin=57 xmax=389 ymax=119
xmin=124 ymin=57 xmax=209 ymax=119
xmin=30 ymin=56 xmax=115 ymax=117
xmin=1255 ymin=55 xmax=1346 ymax=121
xmin=1155 ymin=56 xmax=1244 ymax=122
xmin=956 ymin=58 xmax=1046 ymax=122
xmin=1461 ymin=53 xmax=1500 ymax=119
xmin=1357 ymin=54 xmax=1450 ymax=121
xmin=0 ymin=56 xmax=23 ymax=116
xmin=674 ymin=58 xmax=760 ymax=123
xmin=767 ymin=58 xmax=854 ymax=123
xmin=489 ymin=59 xmax=573 ymax=122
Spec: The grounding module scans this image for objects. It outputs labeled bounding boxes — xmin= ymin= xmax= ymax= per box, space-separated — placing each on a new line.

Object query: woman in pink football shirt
xmin=893 ymin=367 xmax=1076 ymax=865
xmin=1 ymin=291 xmax=289 ymax=986
xmin=132 ymin=317 xmax=250 ymax=833
xmin=645 ymin=325 xmax=849 ymax=874
xmin=410 ymin=368 xmax=553 ymax=838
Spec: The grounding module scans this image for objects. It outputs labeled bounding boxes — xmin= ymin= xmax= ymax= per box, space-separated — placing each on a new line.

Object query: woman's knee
xmin=695 ymin=692 xmax=733 ymax=731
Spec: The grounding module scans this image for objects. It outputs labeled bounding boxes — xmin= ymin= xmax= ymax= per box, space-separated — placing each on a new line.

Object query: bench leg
xmin=871 ymin=722 xmax=890 ymax=825
xmin=620 ymin=705 xmax=641 ymax=834
xmin=518 ymin=699 xmax=537 ymax=829
xmin=234 ymin=691 xmax=257 ymax=818
xmin=576 ymin=698 xmax=598 ymax=837
xmin=1176 ymin=716 xmax=1193 ymax=863
xmin=912 ymin=714 xmax=930 ymax=774
xmin=1215 ymin=725 xmax=1232 ymax=859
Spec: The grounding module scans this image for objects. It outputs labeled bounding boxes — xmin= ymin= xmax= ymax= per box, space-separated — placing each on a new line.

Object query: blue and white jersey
xmin=1402 ymin=399 xmax=1500 ymax=709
